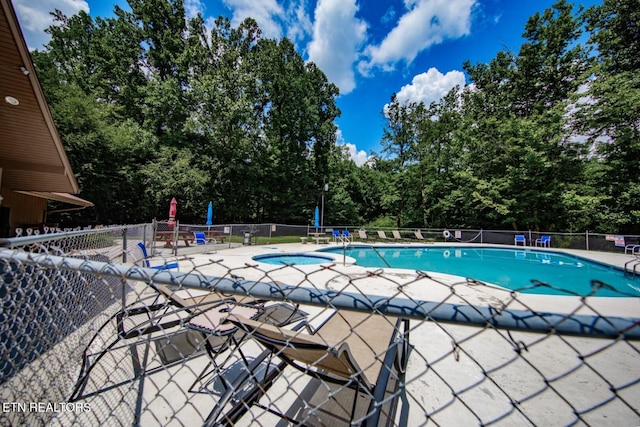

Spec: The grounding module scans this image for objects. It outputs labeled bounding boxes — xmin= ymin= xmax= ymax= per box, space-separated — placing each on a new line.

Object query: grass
xmin=226 ymin=235 xmax=308 ymax=245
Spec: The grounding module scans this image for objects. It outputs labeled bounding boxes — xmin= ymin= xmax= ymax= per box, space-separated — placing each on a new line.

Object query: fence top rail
xmin=1 ymin=248 xmax=638 ymax=340
xmin=0 ymin=224 xmax=149 ymax=248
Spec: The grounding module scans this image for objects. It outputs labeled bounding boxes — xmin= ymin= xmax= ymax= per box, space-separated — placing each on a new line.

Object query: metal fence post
xmin=173 ymin=220 xmax=179 ymax=257
xmin=121 ymin=226 xmax=128 ymax=310
xmin=143 ymin=223 xmax=148 ymax=250
xmin=151 ymin=218 xmax=158 ymax=256
xmin=586 ymin=230 xmax=589 ymax=251
xmin=122 ymin=227 xmax=128 ymax=264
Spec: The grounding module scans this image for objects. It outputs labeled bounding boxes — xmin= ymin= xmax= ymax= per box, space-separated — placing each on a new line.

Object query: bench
xmin=311 ymin=236 xmax=330 ymax=244
xmin=300 ymin=237 xmax=308 ymax=244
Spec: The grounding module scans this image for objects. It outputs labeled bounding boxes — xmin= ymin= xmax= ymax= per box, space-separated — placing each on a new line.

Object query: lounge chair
xmin=69 ymin=280 xmax=237 ymax=401
xmin=515 ymin=235 xmax=526 ymax=246
xmin=358 ymin=229 xmax=369 ymax=241
xmin=207 ymin=310 xmax=410 ymax=426
xmin=414 ymin=230 xmax=425 ymax=240
xmin=135 ymin=242 xmax=179 ymax=270
xmin=535 ymin=235 xmax=550 ymax=247
xmin=392 ymin=230 xmax=403 ymax=241
xmin=377 ymin=230 xmax=389 ymax=240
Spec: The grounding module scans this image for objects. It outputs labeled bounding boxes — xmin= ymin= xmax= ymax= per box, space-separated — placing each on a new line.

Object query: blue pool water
xmin=253 ymin=253 xmax=335 ymax=265
xmin=320 ymin=246 xmax=639 ymax=297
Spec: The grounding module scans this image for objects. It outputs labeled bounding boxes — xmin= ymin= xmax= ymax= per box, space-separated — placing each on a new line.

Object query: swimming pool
xmin=253 ymin=253 xmax=336 ymax=265
xmin=320 ymin=246 xmax=639 ymax=297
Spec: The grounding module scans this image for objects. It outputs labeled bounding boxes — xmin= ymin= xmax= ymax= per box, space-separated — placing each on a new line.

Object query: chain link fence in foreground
xmin=0 ymin=228 xmax=639 ymax=426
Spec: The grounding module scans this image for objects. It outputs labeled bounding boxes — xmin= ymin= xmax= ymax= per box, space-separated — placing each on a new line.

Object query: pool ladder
xmin=624 ymin=254 xmax=640 ymax=277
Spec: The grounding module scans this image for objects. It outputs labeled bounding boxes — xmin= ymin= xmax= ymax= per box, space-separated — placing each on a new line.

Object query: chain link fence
xmin=151 ymin=222 xmax=640 ymax=254
xmin=1 ymin=227 xmax=639 ymax=426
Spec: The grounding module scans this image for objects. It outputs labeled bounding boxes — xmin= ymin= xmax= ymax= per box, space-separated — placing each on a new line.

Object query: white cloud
xmin=307 ymin=0 xmax=367 ymax=94
xmin=13 ymin=0 xmax=89 ymax=50
xmin=286 ymin=1 xmax=313 ymax=47
xmin=344 ymin=143 xmax=369 ymax=166
xmin=360 ymin=0 xmax=475 ymax=73
xmin=221 ymin=0 xmax=285 ymax=39
xmin=394 ymin=67 xmax=465 ymax=106
xmin=184 ymin=0 xmax=205 ymax=19
xmin=336 ymin=129 xmax=369 ymax=166
xmin=219 ymin=0 xmax=312 ymax=49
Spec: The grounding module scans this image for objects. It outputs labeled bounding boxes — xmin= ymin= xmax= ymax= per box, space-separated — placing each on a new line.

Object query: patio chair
xmin=535 ymin=235 xmax=551 ymax=247
xmin=358 ymin=229 xmax=369 ymax=241
xmin=515 ymin=235 xmax=526 ymax=246
xmin=377 ymin=230 xmax=389 ymax=240
xmin=342 ymin=229 xmax=352 ymax=243
xmin=69 ymin=280 xmax=238 ymax=401
xmin=414 ymin=230 xmax=425 ymax=240
xmin=135 ymin=242 xmax=179 ymax=270
xmin=332 ymin=229 xmax=341 ymax=243
xmin=194 ymin=231 xmax=207 ymax=245
xmin=392 ymin=230 xmax=403 ymax=241
xmin=207 ymin=310 xmax=410 ymax=426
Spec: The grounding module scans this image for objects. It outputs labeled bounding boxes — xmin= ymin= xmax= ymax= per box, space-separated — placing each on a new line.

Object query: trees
xmin=575 ymin=0 xmax=640 ymax=232
xmin=35 ymin=1 xmax=339 ymax=225
xmin=33 ymin=0 xmax=638 ymax=233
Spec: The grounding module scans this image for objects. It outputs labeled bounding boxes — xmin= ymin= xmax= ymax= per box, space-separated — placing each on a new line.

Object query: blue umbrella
xmin=314 ymin=206 xmax=320 ymax=230
xmin=206 ymin=201 xmax=213 ymax=226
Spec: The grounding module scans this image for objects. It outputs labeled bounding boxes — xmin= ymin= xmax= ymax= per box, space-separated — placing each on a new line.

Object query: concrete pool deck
xmin=174 ymin=241 xmax=640 ymax=318
xmin=159 ymin=241 xmax=640 ymax=425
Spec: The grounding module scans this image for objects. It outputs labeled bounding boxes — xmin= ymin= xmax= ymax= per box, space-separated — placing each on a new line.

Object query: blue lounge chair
xmin=535 ymin=235 xmax=551 ymax=247
xmin=514 ymin=235 xmax=526 ymax=246
xmin=342 ymin=230 xmax=351 ymax=243
xmin=136 ymin=242 xmax=179 ymax=270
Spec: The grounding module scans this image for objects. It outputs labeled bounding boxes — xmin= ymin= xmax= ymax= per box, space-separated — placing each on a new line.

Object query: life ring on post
xmin=443 ymin=229 xmax=451 ymax=239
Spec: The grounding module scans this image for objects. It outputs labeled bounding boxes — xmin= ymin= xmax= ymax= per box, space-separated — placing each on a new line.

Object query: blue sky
xmin=14 ymin=0 xmax=600 ymax=165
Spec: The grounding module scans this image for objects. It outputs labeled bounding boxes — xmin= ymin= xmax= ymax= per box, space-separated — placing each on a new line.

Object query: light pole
xmin=321 ymin=178 xmax=328 ymax=232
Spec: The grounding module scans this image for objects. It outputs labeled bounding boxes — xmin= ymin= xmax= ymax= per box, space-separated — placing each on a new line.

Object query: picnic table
xmin=155 ymin=231 xmax=194 ymax=248
xmin=203 ymin=230 xmax=226 ymax=243
xmin=156 ymin=230 xmax=227 ymax=248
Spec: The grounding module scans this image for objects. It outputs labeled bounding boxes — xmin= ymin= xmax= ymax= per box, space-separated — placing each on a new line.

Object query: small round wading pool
xmin=253 ymin=253 xmax=335 ymax=265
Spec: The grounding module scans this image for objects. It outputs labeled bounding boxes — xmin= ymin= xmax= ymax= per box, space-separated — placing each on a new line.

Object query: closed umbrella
xmin=314 ymin=206 xmax=320 ymax=231
xmin=206 ymin=201 xmax=213 ymax=226
xmin=168 ymin=197 xmax=177 ymax=227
